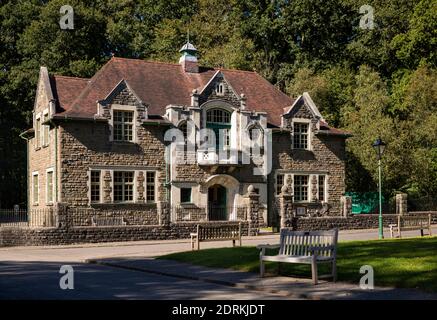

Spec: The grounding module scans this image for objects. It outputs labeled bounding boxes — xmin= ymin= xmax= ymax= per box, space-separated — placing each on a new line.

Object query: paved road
xmin=1 ymin=227 xmax=435 ymax=300
xmin=2 ymin=227 xmax=435 ymax=263
xmin=0 ymin=260 xmax=292 ymax=300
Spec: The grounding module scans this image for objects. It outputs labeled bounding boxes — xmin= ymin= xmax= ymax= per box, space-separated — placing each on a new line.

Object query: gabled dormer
xmin=198 ymin=71 xmax=241 ymax=108
xmin=97 ymin=79 xmax=148 ymax=143
xmin=282 ymin=92 xmax=324 ymax=151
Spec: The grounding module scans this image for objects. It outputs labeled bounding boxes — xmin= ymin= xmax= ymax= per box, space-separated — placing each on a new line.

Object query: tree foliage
xmin=0 ymin=0 xmax=436 ymax=206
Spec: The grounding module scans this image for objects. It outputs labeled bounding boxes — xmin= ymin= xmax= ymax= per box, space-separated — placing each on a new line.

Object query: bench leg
xmin=390 ymin=226 xmax=394 ymax=239
xmin=332 ymin=260 xmax=337 ymax=282
xmin=420 ymin=229 xmax=424 ymax=237
xmin=232 ymin=239 xmax=235 ymax=247
xmin=191 ymin=237 xmax=194 ymax=251
xmin=311 ymin=256 xmax=318 ymax=285
xmin=260 ymin=259 xmax=265 ymax=278
xmin=197 ymin=238 xmax=200 ymax=251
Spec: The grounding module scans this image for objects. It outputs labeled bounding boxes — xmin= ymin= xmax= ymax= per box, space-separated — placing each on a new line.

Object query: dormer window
xmin=113 ymin=110 xmax=134 ymax=142
xmin=293 ymin=122 xmax=309 ymax=149
xmin=215 ymin=83 xmax=224 ymax=96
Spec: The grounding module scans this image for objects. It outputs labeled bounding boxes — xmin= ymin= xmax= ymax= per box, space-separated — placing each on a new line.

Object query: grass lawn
xmin=159 ymin=237 xmax=437 ymax=292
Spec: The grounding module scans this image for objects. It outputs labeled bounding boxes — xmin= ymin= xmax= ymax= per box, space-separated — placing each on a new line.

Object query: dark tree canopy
xmin=0 ymin=0 xmax=435 ymax=207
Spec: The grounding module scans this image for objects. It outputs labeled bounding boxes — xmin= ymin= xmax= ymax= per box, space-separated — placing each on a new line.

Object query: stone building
xmin=21 ymin=42 xmax=350 ymax=229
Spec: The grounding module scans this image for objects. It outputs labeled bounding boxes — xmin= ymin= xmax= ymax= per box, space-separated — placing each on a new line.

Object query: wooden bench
xmin=190 ymin=223 xmax=242 ymax=250
xmin=389 ymin=214 xmax=432 ymax=238
xmin=91 ymin=216 xmax=127 ymax=226
xmin=257 ymin=228 xmax=338 ymax=285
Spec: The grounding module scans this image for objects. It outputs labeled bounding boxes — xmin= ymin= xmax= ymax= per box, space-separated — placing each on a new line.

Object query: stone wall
xmin=270 ymin=132 xmax=346 ymax=219
xmin=69 ymin=205 xmax=159 ymax=226
xmin=285 ymin=213 xmax=437 ymax=231
xmin=0 ymin=221 xmax=251 ymax=247
xmin=59 ymin=121 xmax=167 ymax=206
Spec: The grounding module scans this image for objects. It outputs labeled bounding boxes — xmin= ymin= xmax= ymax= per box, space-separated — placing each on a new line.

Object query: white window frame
xmin=276 ymin=171 xmax=329 ymax=204
xmin=145 ymin=170 xmax=157 ymax=203
xmin=275 ymin=172 xmax=285 ymax=196
xmin=318 ymin=174 xmax=327 ymax=203
xmin=110 ymin=105 xmax=137 ymax=143
xmin=87 ymin=167 xmax=157 ymax=204
xmin=42 ymin=109 xmax=49 ymax=147
xmin=291 ymin=119 xmax=311 ymax=151
xmin=293 ymin=174 xmax=309 ymax=203
xmin=46 ymin=168 xmax=54 ymax=205
xmin=32 ymin=171 xmax=39 ymax=206
xmin=35 ymin=113 xmax=41 ymax=149
xmin=113 ymin=170 xmax=135 ymax=203
xmin=89 ymin=170 xmax=102 ymax=204
xmin=215 ymin=83 xmax=224 ymax=96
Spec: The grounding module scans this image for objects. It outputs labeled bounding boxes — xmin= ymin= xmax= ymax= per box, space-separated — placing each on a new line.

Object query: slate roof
xmin=47 ymin=56 xmax=348 ymax=136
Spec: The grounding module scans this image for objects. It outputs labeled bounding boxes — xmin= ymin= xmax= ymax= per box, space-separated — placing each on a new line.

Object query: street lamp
xmin=372 ymin=137 xmax=386 ymax=239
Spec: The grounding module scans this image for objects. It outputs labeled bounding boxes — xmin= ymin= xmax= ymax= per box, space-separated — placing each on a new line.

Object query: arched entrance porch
xmin=201 ymin=174 xmax=240 ymax=221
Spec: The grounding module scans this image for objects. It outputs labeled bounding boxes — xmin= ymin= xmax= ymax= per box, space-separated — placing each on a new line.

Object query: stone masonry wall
xmin=0 ymin=221 xmax=251 ymax=247
xmin=3 ymin=214 xmax=436 ymax=247
xmin=59 ymin=121 xmax=167 ymax=206
xmin=270 ymin=132 xmax=346 ymax=218
xmin=28 ymin=73 xmax=59 ymax=210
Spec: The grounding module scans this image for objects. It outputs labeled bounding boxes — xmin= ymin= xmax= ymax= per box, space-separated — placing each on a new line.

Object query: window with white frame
xmin=215 ymin=83 xmax=224 ymax=95
xmin=32 ymin=172 xmax=39 ymax=205
xmin=276 ymin=173 xmax=284 ymax=195
xmin=113 ymin=110 xmax=134 ymax=142
xmin=113 ymin=171 xmax=134 ymax=202
xmin=89 ymin=169 xmax=156 ymax=203
xmin=46 ymin=169 xmax=54 ymax=204
xmin=35 ymin=116 xmax=41 ymax=148
xmin=90 ymin=170 xmax=101 ymax=203
xmin=294 ymin=175 xmax=308 ymax=202
xmin=146 ymin=171 xmax=156 ymax=202
xmin=318 ymin=175 xmax=326 ymax=202
xmin=43 ymin=112 xmax=49 ymax=146
xmin=293 ymin=122 xmax=309 ymax=149
xmin=206 ymin=108 xmax=231 ymax=151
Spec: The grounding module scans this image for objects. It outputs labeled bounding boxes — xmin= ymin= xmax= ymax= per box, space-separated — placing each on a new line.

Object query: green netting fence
xmin=345 ymin=192 xmax=386 ymax=214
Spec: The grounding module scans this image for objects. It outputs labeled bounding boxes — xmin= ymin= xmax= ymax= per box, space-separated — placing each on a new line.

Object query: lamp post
xmin=372 ymin=137 xmax=386 ymax=239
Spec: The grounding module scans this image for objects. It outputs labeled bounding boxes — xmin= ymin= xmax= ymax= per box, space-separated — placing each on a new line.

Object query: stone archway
xmin=201 ymin=175 xmax=240 ymax=221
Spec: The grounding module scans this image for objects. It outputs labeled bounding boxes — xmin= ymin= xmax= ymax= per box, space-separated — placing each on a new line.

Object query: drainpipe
xmin=165 ymin=144 xmax=170 ymax=203
xmin=19 ymin=132 xmax=30 ymax=211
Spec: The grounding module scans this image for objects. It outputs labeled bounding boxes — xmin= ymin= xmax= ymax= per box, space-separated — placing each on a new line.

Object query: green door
xmin=208 ymin=185 xmax=227 ymax=220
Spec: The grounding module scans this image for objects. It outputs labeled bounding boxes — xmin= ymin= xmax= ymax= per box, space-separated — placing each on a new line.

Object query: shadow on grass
xmin=159 ymin=237 xmax=437 ymax=293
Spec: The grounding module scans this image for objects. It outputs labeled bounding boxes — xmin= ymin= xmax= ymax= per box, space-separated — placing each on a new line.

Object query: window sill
xmin=35 ymin=147 xmax=41 ymax=151
xmin=46 ymin=202 xmax=54 ymax=206
xmin=90 ymin=202 xmax=157 ymax=208
xmin=112 ymin=140 xmax=135 ymax=145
